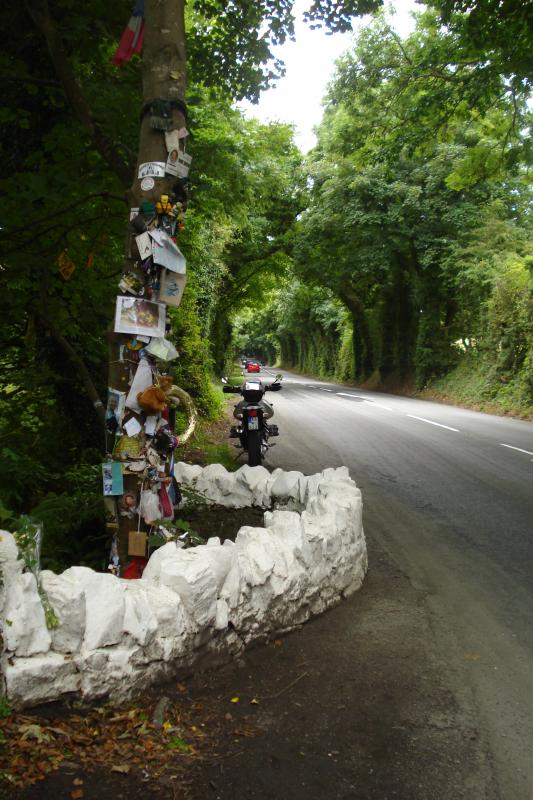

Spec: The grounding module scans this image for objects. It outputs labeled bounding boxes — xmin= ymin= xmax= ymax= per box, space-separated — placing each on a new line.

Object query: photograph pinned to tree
xmin=114 ymin=296 xmax=166 ymax=338
xmin=106 ymin=388 xmax=126 ymax=432
xmin=160 ymin=269 xmax=186 ymax=307
xmin=118 ymin=491 xmax=138 ymax=519
xmin=119 ymin=271 xmax=144 ymax=296
xmin=165 ymin=149 xmax=192 ymax=178
xmin=102 ymin=461 xmax=124 ymax=496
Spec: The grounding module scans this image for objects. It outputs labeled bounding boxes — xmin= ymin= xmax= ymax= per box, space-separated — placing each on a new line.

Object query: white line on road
xmin=363 ymin=400 xmax=393 ymax=411
xmin=337 ymin=393 xmax=362 ymax=399
xmin=318 ymin=387 xmax=334 ymax=392
xmin=500 ymin=443 xmax=533 ymax=457
xmin=406 ymin=415 xmax=460 ymax=432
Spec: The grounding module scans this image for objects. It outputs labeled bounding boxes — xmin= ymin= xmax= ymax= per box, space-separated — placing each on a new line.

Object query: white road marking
xmin=318 ymin=387 xmax=334 ymax=392
xmin=363 ymin=400 xmax=393 ymax=411
xmin=500 ymin=443 xmax=533 ymax=457
xmin=406 ymin=415 xmax=460 ymax=432
xmin=337 ymin=392 xmax=361 ymax=398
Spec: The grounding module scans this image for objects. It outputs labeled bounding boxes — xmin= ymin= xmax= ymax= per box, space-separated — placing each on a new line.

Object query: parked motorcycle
xmin=222 ymin=374 xmax=282 ymax=466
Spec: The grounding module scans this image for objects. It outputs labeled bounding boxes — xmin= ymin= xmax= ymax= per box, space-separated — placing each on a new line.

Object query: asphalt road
xmin=256 ymin=367 xmax=533 ymax=800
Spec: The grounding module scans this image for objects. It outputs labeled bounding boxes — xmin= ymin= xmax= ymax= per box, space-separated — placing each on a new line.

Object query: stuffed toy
xmin=137 ymin=375 xmax=173 ymax=413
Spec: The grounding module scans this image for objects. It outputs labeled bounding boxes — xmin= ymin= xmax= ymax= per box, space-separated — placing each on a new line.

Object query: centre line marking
xmin=406 ymin=415 xmax=460 ymax=432
xmin=500 ymin=443 xmax=533 ymax=457
xmin=319 ymin=387 xmax=334 ymax=392
xmin=337 ymin=392 xmax=361 ymax=398
xmin=363 ymin=400 xmax=393 ymax=411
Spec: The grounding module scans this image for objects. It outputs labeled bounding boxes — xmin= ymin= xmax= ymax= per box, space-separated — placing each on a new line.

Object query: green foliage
xmin=169 ymin=293 xmax=222 ymax=420
xmin=0 ymin=696 xmax=11 ymax=720
xmin=424 ymin=0 xmax=533 ymax=87
xmin=282 ymin=7 xmax=532 ymax=400
xmin=188 ymin=0 xmax=384 ymax=101
xmin=148 ymin=517 xmax=205 ymax=550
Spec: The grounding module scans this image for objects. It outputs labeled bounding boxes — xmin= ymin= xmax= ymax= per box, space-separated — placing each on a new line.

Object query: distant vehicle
xmin=245 ymin=360 xmax=261 ymax=373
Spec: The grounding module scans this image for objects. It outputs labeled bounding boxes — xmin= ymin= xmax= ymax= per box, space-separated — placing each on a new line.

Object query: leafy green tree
xmin=293 ymin=9 xmax=531 ymax=389
xmin=1 ymin=0 xmax=380 ymax=564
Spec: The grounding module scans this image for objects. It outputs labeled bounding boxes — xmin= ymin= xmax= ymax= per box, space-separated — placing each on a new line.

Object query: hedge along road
xmin=197 ymin=366 xmax=533 ymax=800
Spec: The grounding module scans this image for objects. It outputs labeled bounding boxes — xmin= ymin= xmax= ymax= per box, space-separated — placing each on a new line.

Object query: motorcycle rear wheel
xmin=247 ymin=430 xmax=262 ymax=466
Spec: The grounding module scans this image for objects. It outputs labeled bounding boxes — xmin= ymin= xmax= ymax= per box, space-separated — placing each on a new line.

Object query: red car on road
xmin=245 ymin=360 xmax=261 ymax=373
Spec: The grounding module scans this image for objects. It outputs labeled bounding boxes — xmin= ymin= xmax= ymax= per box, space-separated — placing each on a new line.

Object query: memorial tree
xmin=22 ymin=0 xmax=382 ymax=573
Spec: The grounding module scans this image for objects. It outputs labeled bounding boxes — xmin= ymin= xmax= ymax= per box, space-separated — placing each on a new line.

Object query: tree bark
xmin=106 ymin=0 xmax=188 ymax=568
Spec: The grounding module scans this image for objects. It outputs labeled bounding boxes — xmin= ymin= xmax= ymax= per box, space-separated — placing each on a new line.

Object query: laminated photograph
xmin=151 ymin=231 xmax=186 ymax=274
xmin=119 ymin=271 xmax=144 ymax=296
xmin=175 ymin=151 xmax=192 ymax=178
xmin=165 ymin=148 xmax=180 ymax=177
xmin=102 ymin=461 xmax=124 ymax=496
xmin=160 ymin=269 xmax=187 ymax=307
xmin=106 ymin=388 xmax=126 ymax=432
xmin=114 ymin=296 xmax=166 ymax=338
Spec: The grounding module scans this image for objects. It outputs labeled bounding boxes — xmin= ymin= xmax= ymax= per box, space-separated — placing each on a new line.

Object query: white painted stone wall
xmin=0 ymin=463 xmax=366 ymax=708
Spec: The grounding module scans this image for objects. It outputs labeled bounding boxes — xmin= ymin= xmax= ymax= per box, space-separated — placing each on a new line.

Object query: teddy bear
xmin=137 ymin=375 xmax=174 ymax=413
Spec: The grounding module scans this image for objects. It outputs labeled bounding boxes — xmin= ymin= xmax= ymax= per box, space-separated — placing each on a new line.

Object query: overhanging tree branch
xmin=26 ymin=0 xmax=133 ymax=188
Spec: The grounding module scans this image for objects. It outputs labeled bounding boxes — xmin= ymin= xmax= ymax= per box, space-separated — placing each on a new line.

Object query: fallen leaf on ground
xmin=18 ymin=724 xmax=51 ymax=743
xmin=230 ymin=697 xmax=239 ymax=704
xmin=71 ymin=789 xmax=84 ymax=799
xmin=234 ymin=727 xmax=258 ymax=738
xmin=111 ymin=764 xmax=131 ymax=774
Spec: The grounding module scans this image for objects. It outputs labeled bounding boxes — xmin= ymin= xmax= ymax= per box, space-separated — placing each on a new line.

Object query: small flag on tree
xmin=111 ymin=0 xmax=144 ymax=66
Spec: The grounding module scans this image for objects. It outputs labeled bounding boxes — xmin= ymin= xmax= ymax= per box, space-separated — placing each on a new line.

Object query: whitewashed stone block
xmin=159 ymin=550 xmax=217 ymax=628
xmin=82 ymin=573 xmax=125 ymax=651
xmin=215 ymin=598 xmax=229 ymax=630
xmin=173 ymin=461 xmax=203 ymax=485
xmin=123 ymin=584 xmax=158 ymax=646
xmin=271 ymin=470 xmax=304 ymax=501
xmin=3 ymin=652 xmax=79 ymax=706
xmin=2 ymin=572 xmax=51 ymax=657
xmin=0 ymin=530 xmax=19 ymax=563
xmin=40 ymin=570 xmax=86 ymax=653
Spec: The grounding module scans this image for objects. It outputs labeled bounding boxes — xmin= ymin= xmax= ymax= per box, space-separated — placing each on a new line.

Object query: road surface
xmin=218 ymin=367 xmax=533 ymax=800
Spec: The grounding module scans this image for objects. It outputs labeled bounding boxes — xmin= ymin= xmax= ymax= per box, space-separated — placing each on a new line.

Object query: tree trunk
xmin=106 ymin=0 xmax=188 ymax=570
xmin=339 ymin=289 xmax=374 ymax=381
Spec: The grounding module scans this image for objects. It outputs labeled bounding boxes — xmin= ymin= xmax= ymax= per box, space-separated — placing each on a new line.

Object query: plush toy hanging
xmin=137 ymin=375 xmax=174 ymax=413
xmin=111 ymin=0 xmax=145 ymax=66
